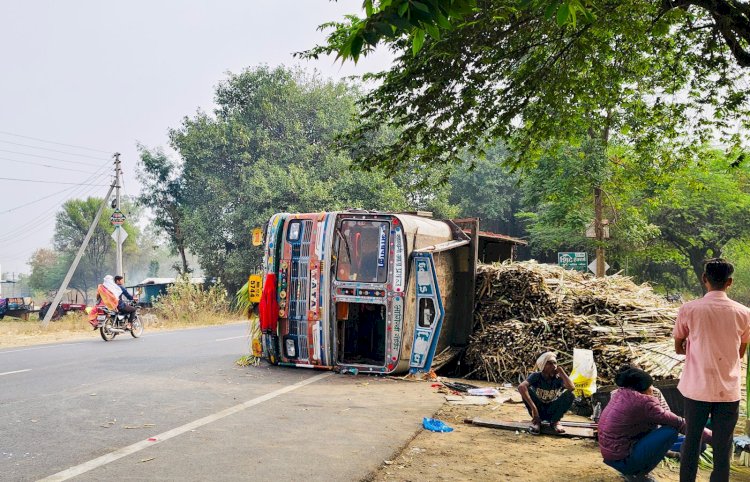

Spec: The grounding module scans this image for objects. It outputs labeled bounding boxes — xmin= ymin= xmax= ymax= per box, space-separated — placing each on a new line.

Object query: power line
xmin=0 ymin=157 xmax=114 ymax=257
xmin=0 ymin=184 xmax=82 ymax=214
xmin=0 ymin=176 xmax=110 ymax=186
xmin=0 ymin=130 xmax=112 ymax=154
xmin=0 ymin=140 xmax=113 ymax=161
xmin=0 ymin=148 xmax=105 ymax=167
xmin=0 ymin=171 xmax=109 ymax=250
xmin=0 ymin=156 xmax=103 ymax=174
xmin=0 ymin=166 xmax=111 ymax=234
xmin=0 ymin=171 xmax=112 ymax=243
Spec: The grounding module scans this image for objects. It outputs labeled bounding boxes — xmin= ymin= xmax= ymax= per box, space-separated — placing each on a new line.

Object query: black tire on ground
xmin=52 ymin=306 xmax=64 ymax=321
xmin=130 ymin=316 xmax=143 ymax=338
xmin=100 ymin=318 xmax=116 ymax=341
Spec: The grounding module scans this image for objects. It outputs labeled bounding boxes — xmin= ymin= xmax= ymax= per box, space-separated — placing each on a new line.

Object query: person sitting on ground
xmin=518 ymin=351 xmax=575 ymax=435
xmin=619 ymin=363 xmax=710 ymax=460
xmin=598 ymin=366 xmax=711 ymax=482
xmin=113 ymin=275 xmax=136 ymax=328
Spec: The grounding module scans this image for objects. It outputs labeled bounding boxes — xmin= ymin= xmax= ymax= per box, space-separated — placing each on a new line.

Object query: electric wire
xmin=0 ymin=167 xmax=112 ymax=242
xmin=0 ymin=130 xmax=112 ymax=154
xmin=0 ymin=156 xmax=105 ymax=174
xmin=0 ymin=145 xmax=113 ymax=263
xmin=0 ymin=148 xmax=105 ymax=167
xmin=0 ymin=140 xmax=112 ymax=161
xmin=0 ymin=176 xmax=110 ymax=186
xmin=0 ymin=184 xmax=83 ymax=215
xmin=0 ymin=173 xmax=112 ymax=243
xmin=0 ymin=161 xmax=109 ymax=223
xmin=0 ymin=179 xmax=111 ymax=247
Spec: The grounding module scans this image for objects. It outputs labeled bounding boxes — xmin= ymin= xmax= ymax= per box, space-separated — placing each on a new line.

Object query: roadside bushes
xmin=151 ymin=277 xmax=234 ymax=324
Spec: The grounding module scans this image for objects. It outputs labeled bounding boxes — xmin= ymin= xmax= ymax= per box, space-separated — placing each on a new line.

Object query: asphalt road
xmin=0 ymin=323 xmax=444 ymax=481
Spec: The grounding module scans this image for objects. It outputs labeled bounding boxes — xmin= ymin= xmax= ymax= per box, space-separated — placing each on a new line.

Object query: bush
xmin=152 ymin=277 xmax=233 ymax=324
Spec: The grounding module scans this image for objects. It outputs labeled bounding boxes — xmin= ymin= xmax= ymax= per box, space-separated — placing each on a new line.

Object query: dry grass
xmin=0 ymin=313 xmax=95 ymax=348
xmin=0 ymin=311 xmax=244 ymax=349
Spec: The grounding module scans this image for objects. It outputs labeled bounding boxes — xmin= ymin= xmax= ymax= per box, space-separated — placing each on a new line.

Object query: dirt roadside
xmin=368 ymin=382 xmax=744 ymax=482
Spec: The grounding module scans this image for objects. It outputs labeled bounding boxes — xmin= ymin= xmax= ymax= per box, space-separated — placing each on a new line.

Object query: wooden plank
xmin=465 ymin=418 xmax=596 ymax=439
xmin=520 ymin=420 xmax=598 ymax=429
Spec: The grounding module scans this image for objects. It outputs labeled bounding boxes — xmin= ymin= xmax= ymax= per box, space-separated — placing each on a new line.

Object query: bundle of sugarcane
xmin=474 ymin=264 xmax=557 ymax=328
xmin=466 ymin=261 xmax=682 ymax=384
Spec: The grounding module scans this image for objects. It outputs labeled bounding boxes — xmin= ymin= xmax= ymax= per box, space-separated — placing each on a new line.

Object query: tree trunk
xmin=688 ymin=249 xmax=709 ymax=294
xmin=179 ymin=246 xmax=190 ymax=275
xmin=688 ymin=246 xmax=722 ymax=294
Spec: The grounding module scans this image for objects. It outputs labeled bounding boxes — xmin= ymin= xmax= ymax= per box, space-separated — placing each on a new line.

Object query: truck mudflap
xmin=408 ymin=252 xmax=445 ymax=374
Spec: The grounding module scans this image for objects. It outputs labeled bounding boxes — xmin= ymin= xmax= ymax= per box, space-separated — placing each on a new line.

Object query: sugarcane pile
xmin=465 ymin=261 xmax=684 ymax=384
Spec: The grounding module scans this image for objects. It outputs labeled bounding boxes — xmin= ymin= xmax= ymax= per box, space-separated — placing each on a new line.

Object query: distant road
xmin=0 ymin=323 xmax=443 ymax=481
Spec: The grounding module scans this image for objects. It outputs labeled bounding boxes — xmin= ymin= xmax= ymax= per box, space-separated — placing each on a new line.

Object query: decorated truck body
xmin=258 ymin=210 xmax=478 ymax=375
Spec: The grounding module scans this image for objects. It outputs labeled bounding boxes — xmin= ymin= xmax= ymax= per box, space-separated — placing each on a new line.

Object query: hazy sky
xmin=0 ymin=1 xmax=392 ymax=276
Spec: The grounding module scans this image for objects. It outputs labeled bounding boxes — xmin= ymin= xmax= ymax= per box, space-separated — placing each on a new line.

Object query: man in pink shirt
xmin=674 ymin=258 xmax=750 ymax=482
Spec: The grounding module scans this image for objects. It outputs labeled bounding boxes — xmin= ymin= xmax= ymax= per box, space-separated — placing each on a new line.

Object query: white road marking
xmin=38 ymin=372 xmax=332 ymax=481
xmin=214 ymin=335 xmax=246 ymax=342
xmin=0 ymin=368 xmax=31 ymax=376
xmin=0 ymin=343 xmax=84 ymax=355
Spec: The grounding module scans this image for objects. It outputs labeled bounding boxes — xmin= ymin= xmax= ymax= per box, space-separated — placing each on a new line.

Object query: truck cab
xmin=260 ymin=210 xmax=475 ymax=375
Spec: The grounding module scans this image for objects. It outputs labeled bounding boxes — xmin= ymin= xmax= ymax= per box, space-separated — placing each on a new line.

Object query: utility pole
xmin=594 ymin=186 xmax=605 ymax=278
xmin=42 ymin=181 xmax=116 ymax=327
xmin=114 ymin=153 xmax=123 ymax=277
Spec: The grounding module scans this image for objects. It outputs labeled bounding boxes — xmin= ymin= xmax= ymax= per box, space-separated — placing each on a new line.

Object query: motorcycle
xmin=90 ymin=301 xmax=143 ymax=341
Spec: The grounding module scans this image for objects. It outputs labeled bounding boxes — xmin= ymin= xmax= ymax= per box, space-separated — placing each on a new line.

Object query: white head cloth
xmin=535 ymin=351 xmax=558 ymax=371
xmin=103 ymin=275 xmax=120 ymax=299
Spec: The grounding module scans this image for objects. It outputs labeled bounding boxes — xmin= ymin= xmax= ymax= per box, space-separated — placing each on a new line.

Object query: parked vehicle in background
xmin=0 ymin=297 xmax=35 ymax=320
xmin=38 ymin=301 xmax=87 ymax=321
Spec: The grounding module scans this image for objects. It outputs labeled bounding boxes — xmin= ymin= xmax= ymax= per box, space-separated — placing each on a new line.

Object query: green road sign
xmin=558 ymin=252 xmax=588 ymax=271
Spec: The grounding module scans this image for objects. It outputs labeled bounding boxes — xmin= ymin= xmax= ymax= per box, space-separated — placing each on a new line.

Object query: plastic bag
xmin=422 ymin=417 xmax=454 ymax=432
xmin=570 ymin=348 xmax=597 ymax=397
xmin=467 ymin=387 xmax=500 ymax=397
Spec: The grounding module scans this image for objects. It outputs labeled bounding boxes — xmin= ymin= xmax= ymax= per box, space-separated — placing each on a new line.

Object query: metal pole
xmin=42 ymin=182 xmax=116 ymax=327
xmin=594 ymin=186 xmax=605 ymax=278
xmin=114 ymin=153 xmax=123 ymax=277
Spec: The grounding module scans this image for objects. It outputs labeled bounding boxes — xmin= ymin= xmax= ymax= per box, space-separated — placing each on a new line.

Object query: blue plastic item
xmin=422 ymin=417 xmax=453 ymax=432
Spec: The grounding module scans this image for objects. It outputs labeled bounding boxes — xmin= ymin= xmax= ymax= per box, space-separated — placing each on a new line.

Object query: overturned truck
xmin=258 ymin=211 xmax=481 ymax=375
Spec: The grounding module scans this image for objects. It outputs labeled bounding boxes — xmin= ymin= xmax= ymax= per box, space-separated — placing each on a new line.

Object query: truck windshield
xmin=336 ymin=220 xmax=389 ymax=283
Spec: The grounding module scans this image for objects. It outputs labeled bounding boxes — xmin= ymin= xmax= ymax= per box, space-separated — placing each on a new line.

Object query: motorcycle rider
xmin=113 ymin=275 xmax=136 ymax=329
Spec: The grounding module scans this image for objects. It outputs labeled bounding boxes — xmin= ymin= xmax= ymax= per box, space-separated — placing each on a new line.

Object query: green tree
xmin=307 ymin=1 xmax=748 ymax=173
xmin=168 ymin=66 xmax=412 ymax=293
xmin=647 ymin=149 xmax=750 ymax=290
xmin=136 ymin=146 xmax=190 ymax=274
xmin=313 ymin=1 xmax=750 ymax=68
xmin=447 ymin=143 xmax=525 ymax=236
xmin=723 ymin=239 xmax=750 ymax=304
xmin=53 ymin=197 xmax=138 ymax=300
xmin=311 ymin=0 xmax=750 ymax=278
xmin=27 ymin=248 xmax=67 ymax=294
xmin=517 ymin=141 xmax=658 ymax=261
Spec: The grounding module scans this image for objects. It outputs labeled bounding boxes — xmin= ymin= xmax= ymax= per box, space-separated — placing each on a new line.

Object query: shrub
xmin=152 ymin=277 xmax=233 ymax=324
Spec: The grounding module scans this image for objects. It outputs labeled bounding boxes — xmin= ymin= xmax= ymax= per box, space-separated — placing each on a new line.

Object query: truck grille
xmin=288 ymin=220 xmax=313 ymax=360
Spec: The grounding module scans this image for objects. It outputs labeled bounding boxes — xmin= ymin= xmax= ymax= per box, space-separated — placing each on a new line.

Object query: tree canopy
xmin=162 ymin=66 xmax=416 ymax=292
xmin=307 ymin=1 xmax=749 ymax=172
xmin=137 ymin=146 xmax=190 ymax=274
